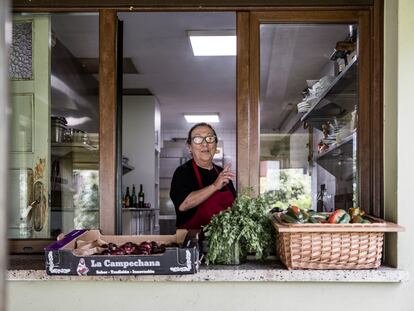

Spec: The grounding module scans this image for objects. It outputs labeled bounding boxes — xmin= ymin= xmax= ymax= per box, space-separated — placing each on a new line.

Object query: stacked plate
xmin=299 ymin=75 xmax=336 ymax=112
xmin=297 ymin=101 xmax=311 ymax=113
xmin=319 ymin=75 xmax=335 ymax=88
xmin=322 ymin=136 xmax=337 ymax=145
xmin=297 ymin=75 xmax=336 ymax=115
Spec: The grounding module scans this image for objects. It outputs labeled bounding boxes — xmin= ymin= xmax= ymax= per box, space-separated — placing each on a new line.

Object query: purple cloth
xmin=45 ymin=229 xmax=87 ymax=251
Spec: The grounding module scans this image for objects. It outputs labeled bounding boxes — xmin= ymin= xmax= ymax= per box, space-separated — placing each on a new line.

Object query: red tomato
xmin=328 ymin=209 xmax=346 ymax=224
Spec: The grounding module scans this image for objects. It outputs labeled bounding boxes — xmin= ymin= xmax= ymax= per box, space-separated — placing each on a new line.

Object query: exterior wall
xmin=395 ymin=0 xmax=414 ymax=278
xmin=383 ymin=0 xmax=398 ymax=267
xmin=6 ymin=1 xmax=414 ymax=310
xmin=1 ymin=1 xmax=10 ymax=310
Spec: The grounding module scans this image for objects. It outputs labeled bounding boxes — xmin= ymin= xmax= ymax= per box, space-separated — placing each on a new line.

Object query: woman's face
xmin=188 ymin=125 xmax=217 ymax=166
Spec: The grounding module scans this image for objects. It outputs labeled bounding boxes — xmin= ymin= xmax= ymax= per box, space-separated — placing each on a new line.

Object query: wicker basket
xmin=272 ymin=213 xmax=403 ymax=270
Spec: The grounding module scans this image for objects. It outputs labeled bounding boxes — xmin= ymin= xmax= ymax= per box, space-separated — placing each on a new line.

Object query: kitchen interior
xmin=22 ymin=12 xmax=358 ymax=239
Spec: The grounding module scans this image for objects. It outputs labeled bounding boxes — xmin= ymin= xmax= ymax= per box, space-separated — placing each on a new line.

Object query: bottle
xmin=138 ymin=184 xmax=145 ymax=208
xmin=317 ymin=184 xmax=333 ymax=212
xmin=124 ymin=186 xmax=131 ymax=208
xmin=316 ymin=184 xmax=326 ymax=212
xmin=131 ymin=184 xmax=137 ymax=208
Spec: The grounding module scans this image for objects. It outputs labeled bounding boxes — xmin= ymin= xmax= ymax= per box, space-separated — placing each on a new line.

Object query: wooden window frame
xmin=10 ymin=0 xmax=383 ymax=238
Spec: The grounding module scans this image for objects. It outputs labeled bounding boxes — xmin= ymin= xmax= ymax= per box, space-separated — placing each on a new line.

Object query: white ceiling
xmin=51 ymin=13 xmax=351 ymax=133
xmin=260 ymin=24 xmax=350 ymax=133
xmin=119 ymin=12 xmax=236 ymax=131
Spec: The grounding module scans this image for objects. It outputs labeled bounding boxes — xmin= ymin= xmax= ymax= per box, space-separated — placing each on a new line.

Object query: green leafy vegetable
xmin=203 ymin=190 xmax=278 ymax=265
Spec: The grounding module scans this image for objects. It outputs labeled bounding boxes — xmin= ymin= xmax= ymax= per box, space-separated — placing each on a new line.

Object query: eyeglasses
xmin=191 ymin=135 xmax=217 ymax=144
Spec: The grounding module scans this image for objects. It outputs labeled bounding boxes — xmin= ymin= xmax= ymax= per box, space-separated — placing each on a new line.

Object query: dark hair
xmin=186 ymin=122 xmax=218 ymax=144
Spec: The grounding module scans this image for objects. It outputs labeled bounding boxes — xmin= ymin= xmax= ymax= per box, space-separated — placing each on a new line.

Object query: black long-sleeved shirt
xmin=170 ymin=160 xmax=236 ymax=227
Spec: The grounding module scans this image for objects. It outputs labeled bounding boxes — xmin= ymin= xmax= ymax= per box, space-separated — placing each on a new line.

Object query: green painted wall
xmin=6 ymin=1 xmax=414 ymax=310
xmin=395 ymin=0 xmax=414 ymax=282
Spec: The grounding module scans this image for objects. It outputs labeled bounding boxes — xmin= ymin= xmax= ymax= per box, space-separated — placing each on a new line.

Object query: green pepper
xmin=338 ymin=213 xmax=351 ymax=224
xmin=282 ymin=214 xmax=300 ymax=224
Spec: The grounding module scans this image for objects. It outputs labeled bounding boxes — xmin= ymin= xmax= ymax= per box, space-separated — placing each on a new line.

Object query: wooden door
xmin=8 ymin=16 xmax=51 ymax=238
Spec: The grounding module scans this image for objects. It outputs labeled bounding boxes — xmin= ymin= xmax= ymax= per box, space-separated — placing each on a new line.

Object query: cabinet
xmin=122 ymin=95 xmax=160 ymax=234
xmin=301 ymin=58 xmax=358 ymax=211
xmin=122 ymin=208 xmax=158 ymax=235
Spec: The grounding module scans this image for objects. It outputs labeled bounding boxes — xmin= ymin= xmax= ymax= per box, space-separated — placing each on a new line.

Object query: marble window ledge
xmin=7 ymin=256 xmax=409 ymax=283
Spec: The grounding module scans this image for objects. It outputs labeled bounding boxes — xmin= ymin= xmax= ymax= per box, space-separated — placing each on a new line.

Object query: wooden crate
xmin=272 ymin=213 xmax=403 ymax=270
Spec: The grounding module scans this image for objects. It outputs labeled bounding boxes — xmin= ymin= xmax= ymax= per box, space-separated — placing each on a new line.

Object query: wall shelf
xmin=316 ymin=132 xmax=356 ymax=178
xmin=122 ymin=163 xmax=134 ymax=175
xmin=51 ymin=142 xmax=98 ymax=157
xmin=301 ymin=57 xmax=357 ymax=122
xmin=317 ymin=131 xmax=355 ymax=161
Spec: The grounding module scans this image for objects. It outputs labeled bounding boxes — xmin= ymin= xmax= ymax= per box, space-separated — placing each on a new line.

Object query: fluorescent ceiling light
xmin=66 ymin=116 xmax=92 ymax=127
xmin=188 ymin=30 xmax=236 ymax=56
xmin=184 ymin=113 xmax=220 ymax=123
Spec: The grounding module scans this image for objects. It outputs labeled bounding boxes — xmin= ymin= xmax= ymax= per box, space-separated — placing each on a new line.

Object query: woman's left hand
xmin=213 ymin=163 xmax=236 ymax=190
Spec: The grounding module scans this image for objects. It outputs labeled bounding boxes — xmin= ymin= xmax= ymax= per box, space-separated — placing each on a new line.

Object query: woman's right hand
xmin=213 ymin=163 xmax=235 ymax=190
xmin=178 ymin=163 xmax=235 ymax=212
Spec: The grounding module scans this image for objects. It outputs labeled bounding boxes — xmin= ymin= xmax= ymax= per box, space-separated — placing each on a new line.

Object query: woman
xmin=170 ymin=123 xmax=236 ymax=229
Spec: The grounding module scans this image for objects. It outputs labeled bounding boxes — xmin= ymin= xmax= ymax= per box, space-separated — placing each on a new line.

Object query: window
xmin=249 ymin=11 xmax=380 ymax=217
xmin=259 ymin=23 xmax=358 ymax=212
xmin=118 ymin=12 xmax=236 ymax=235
